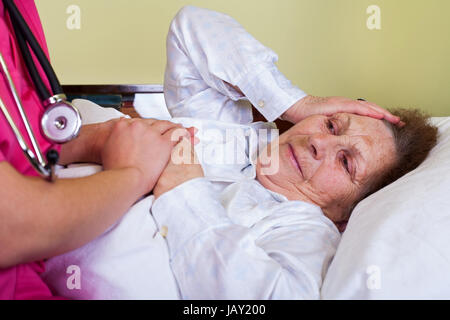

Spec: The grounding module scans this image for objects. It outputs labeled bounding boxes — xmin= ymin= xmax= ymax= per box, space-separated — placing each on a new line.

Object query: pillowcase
xmin=321 ymin=117 xmax=450 ymax=299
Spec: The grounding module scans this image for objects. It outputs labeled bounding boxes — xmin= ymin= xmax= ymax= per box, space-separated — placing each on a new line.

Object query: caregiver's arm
xmin=58 ymin=119 xmax=117 ymax=165
xmin=0 ymin=164 xmax=142 ymax=269
xmin=0 ymin=118 xmax=184 ymax=269
xmin=58 ymin=118 xmax=188 ymax=165
xmin=168 ymin=6 xmax=400 ymax=124
xmin=59 ymin=119 xmax=193 ymax=166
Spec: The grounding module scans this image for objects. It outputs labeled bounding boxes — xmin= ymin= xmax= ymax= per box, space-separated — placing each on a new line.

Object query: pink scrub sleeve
xmin=0 ymin=0 xmax=64 ymax=300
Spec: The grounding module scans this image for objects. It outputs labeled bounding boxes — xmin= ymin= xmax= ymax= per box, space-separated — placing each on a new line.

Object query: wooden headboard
xmin=62 ymin=84 xmax=293 ymax=133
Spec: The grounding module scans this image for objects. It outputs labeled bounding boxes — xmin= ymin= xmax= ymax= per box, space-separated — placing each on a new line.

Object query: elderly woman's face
xmin=256 ymin=113 xmax=397 ymax=224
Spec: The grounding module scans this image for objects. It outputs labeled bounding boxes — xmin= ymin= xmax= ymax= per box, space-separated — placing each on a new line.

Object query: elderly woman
xmin=42 ymin=6 xmax=437 ymax=300
xmin=148 ymin=6 xmax=437 ymax=299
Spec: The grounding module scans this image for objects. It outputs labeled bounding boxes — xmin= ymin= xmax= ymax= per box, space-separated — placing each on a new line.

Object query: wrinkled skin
xmin=256 ymin=113 xmax=397 ymax=231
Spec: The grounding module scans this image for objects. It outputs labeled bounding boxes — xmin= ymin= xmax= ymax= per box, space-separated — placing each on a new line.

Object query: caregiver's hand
xmin=101 ymin=118 xmax=186 ymax=195
xmin=281 ymin=95 xmax=402 ymax=125
xmin=153 ymin=132 xmax=204 ymax=199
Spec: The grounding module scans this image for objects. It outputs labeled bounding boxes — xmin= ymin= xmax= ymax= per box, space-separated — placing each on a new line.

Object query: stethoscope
xmin=0 ymin=0 xmax=82 ymax=181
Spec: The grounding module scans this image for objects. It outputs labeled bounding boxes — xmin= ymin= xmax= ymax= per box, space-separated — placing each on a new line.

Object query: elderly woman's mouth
xmin=288 ymin=143 xmax=303 ymax=178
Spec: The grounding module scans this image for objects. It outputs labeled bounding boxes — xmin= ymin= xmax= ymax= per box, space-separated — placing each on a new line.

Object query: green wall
xmin=35 ymin=0 xmax=450 ymax=116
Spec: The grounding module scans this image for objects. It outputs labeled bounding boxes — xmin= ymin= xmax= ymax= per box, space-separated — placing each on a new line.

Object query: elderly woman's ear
xmin=280 ymin=95 xmax=401 ymax=125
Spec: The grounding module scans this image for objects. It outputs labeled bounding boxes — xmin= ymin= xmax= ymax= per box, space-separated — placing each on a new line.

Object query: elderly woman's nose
xmin=308 ymin=133 xmax=339 ymax=159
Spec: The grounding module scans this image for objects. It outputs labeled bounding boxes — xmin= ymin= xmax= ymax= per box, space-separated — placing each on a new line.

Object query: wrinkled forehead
xmin=339 ymin=113 xmax=395 ymax=142
xmin=339 ymin=113 xmax=397 ymax=176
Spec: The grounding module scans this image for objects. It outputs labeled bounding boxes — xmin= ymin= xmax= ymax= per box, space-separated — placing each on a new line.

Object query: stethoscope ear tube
xmin=0 ymin=49 xmax=68 ymax=181
xmin=0 ymin=96 xmax=51 ymax=179
xmin=0 ymin=51 xmax=47 ymax=167
xmin=1 ymin=0 xmax=82 ymax=180
xmin=10 ymin=11 xmax=51 ymax=101
xmin=2 ymin=0 xmax=63 ymax=96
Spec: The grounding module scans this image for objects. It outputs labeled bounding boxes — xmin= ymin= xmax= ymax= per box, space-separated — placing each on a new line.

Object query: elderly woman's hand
xmin=281 ymin=95 xmax=402 ymax=125
xmin=153 ymin=129 xmax=204 ymax=199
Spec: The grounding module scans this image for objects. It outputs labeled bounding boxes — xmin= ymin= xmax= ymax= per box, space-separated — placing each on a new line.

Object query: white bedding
xmin=43 ymin=194 xmax=182 ymax=299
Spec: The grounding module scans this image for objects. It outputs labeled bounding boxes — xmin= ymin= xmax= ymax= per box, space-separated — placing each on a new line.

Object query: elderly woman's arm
xmin=280 ymin=95 xmax=401 ymax=124
xmin=151 ymin=176 xmax=340 ymax=299
xmin=165 ymin=5 xmax=307 ymax=123
xmin=166 ymin=6 xmax=400 ymax=125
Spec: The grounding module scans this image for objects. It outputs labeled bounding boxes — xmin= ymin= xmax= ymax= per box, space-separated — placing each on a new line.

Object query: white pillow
xmin=321 ymin=117 xmax=450 ymax=299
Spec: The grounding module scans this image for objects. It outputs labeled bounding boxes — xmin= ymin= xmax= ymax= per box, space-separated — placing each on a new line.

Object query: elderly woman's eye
xmin=341 ymin=155 xmax=350 ymax=174
xmin=327 ymin=119 xmax=336 ymax=135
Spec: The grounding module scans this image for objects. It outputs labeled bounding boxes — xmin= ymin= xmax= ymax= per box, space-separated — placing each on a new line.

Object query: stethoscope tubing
xmin=0 ymin=51 xmax=47 ymax=172
xmin=0 ymin=0 xmax=81 ymax=180
xmin=0 ymin=96 xmax=50 ymax=178
xmin=3 ymin=0 xmax=63 ymax=100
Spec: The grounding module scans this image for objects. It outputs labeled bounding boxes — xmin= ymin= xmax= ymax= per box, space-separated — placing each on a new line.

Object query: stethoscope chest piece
xmin=41 ymin=95 xmax=82 ymax=143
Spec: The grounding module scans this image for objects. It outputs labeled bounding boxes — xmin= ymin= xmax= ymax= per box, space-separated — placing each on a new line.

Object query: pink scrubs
xmin=0 ymin=0 xmax=62 ymax=299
